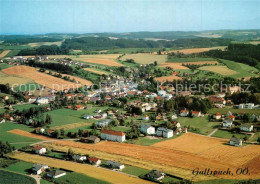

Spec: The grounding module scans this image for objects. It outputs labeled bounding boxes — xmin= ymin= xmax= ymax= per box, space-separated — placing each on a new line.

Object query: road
xmin=207 ymin=128 xmax=219 ymax=137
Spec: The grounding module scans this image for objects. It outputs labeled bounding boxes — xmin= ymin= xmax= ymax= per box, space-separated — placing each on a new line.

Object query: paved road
xmin=207 ymin=128 xmax=219 ymax=137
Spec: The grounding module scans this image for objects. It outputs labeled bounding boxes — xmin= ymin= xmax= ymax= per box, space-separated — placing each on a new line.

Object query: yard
xmin=177 ymin=116 xmax=218 ymax=135
xmin=212 ymin=130 xmax=249 ymax=139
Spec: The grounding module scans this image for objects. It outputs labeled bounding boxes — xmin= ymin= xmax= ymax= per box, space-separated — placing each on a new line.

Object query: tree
xmin=243 ymin=136 xmax=249 ymax=142
xmin=0 ymin=141 xmax=15 ymax=157
xmin=67 ymin=148 xmax=74 ymax=160
xmin=257 ymin=137 xmax=260 ymax=144
xmin=45 ymin=114 xmax=52 ymax=124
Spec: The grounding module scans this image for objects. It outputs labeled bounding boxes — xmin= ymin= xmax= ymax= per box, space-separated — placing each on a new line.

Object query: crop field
xmin=48 ymin=54 xmax=123 ymax=67
xmin=169 ymin=47 xmax=226 ymax=54
xmin=26 ymin=41 xmax=63 ymax=47
xmin=51 ymin=122 xmax=92 ymax=130
xmin=9 ymin=152 xmax=153 ymax=184
xmin=154 ymin=75 xmax=182 ymax=82
xmin=120 ymin=53 xmax=167 ymax=64
xmin=219 ymin=59 xmax=259 ymax=78
xmin=83 ymin=68 xmax=109 ymax=75
xmin=0 ymin=123 xmax=41 ymax=149
xmin=9 ymin=129 xmax=260 ymax=181
xmin=8 ymin=129 xmax=54 ymax=141
xmin=199 ymin=65 xmax=238 ymax=76
xmin=0 ymin=71 xmax=33 ymax=86
xmin=0 ymin=170 xmax=36 ymax=184
xmin=159 ymin=62 xmax=189 ymax=69
xmin=0 ymin=50 xmax=10 ymax=57
xmin=2 ymin=66 xmax=92 ymax=90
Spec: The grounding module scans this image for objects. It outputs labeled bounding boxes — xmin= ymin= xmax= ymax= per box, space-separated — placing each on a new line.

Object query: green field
xmin=6 ymin=161 xmax=32 ymax=174
xmin=121 ymin=165 xmax=150 ymax=177
xmin=0 ymin=123 xmax=40 ymax=149
xmin=0 ymin=169 xmax=36 ymax=184
xmin=212 ymin=130 xmax=249 ymax=139
xmin=111 ymin=126 xmax=131 ymax=132
xmin=219 ymin=59 xmax=259 ymax=78
xmin=14 ymin=82 xmax=41 ymax=92
xmin=5 ymin=50 xmax=21 ymax=57
xmin=120 ymin=53 xmax=167 ymax=64
xmin=0 ymin=63 xmax=12 ymax=70
xmin=178 ymin=116 xmax=218 ymax=135
xmin=167 ymin=57 xmax=215 ymax=62
xmin=53 ymin=172 xmax=110 ymax=184
xmin=208 ymin=107 xmax=260 ymax=115
xmin=106 ymin=48 xmax=163 ymax=54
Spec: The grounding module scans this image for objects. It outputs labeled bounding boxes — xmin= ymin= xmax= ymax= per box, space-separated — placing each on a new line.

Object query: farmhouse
xmin=192 ymin=111 xmax=201 ymax=117
xmin=47 ymin=170 xmax=66 ymax=179
xmin=89 ymin=157 xmax=101 ymax=166
xmin=72 ymin=154 xmax=87 ymax=162
xmin=171 ymin=114 xmax=178 ymax=120
xmin=101 ymin=129 xmax=126 ymax=142
xmin=140 ymin=124 xmax=155 ymax=135
xmin=146 ymin=170 xmax=165 ymax=181
xmin=106 ymin=160 xmax=125 ymax=170
xmin=214 ymin=113 xmax=222 ymax=120
xmin=82 ymin=114 xmax=93 ymax=119
xmin=240 ymin=124 xmax=254 ymax=132
xmin=75 ymin=105 xmax=84 ymax=110
xmin=32 ymin=164 xmax=49 ymax=175
xmin=34 ymin=146 xmax=47 ymax=155
xmin=228 ymin=115 xmax=235 ymax=121
xmin=238 ymin=103 xmax=254 ymax=109
xmin=96 ymin=119 xmax=112 ymax=127
xmin=229 ymin=137 xmax=242 ymax=147
xmin=180 ymin=109 xmax=189 ymax=117
xmin=2 ymin=95 xmax=9 ymax=100
xmin=0 ymin=119 xmax=5 ymax=124
xmin=35 ymin=97 xmax=49 ymax=105
xmin=86 ymin=135 xmax=100 ymax=143
xmin=172 ymin=121 xmax=181 ymax=128
xmin=157 ymin=128 xmax=173 ymax=138
xmin=222 ymin=119 xmax=233 ymax=128
xmin=208 ymin=95 xmax=226 ymax=105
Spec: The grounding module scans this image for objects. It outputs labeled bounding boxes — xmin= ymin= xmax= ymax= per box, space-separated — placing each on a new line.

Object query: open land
xmin=83 ymin=68 xmax=109 ymax=75
xmin=169 ymin=47 xmax=226 ymax=54
xmin=120 ymin=53 xmax=168 ymax=64
xmin=0 ymin=50 xmax=11 ymax=57
xmin=198 ymin=65 xmax=238 ymax=76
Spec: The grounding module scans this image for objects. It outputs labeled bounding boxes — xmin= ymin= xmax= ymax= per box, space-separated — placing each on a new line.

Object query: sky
xmin=0 ymin=0 xmax=260 ymax=34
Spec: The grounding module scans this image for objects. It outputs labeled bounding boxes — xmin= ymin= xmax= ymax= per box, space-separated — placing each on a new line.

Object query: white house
xmin=180 ymin=110 xmax=189 ymax=117
xmin=35 ymin=97 xmax=49 ymax=105
xmin=32 ymin=164 xmax=49 ymax=175
xmin=240 ymin=124 xmax=254 ymax=132
xmin=238 ymin=103 xmax=254 ymax=109
xmin=72 ymin=154 xmax=87 ymax=162
xmin=192 ymin=111 xmax=201 ymax=117
xmin=34 ymin=146 xmax=47 ymax=155
xmin=88 ymin=157 xmax=101 ymax=166
xmin=157 ymin=128 xmax=173 ymax=138
xmin=230 ymin=137 xmax=242 ymax=147
xmin=82 ymin=114 xmax=93 ymax=120
xmin=146 ymin=170 xmax=165 ymax=181
xmin=101 ymin=129 xmax=126 ymax=142
xmin=0 ymin=119 xmax=5 ymax=124
xmin=47 ymin=170 xmax=66 ymax=179
xmin=142 ymin=115 xmax=149 ymax=121
xmin=96 ymin=119 xmax=112 ymax=127
xmin=106 ymin=160 xmax=125 ymax=170
xmin=171 ymin=114 xmax=178 ymax=120
xmin=222 ymin=119 xmax=233 ymax=128
xmin=141 ymin=124 xmax=155 ymax=135
xmin=214 ymin=113 xmax=221 ymax=120
xmin=158 ymin=90 xmax=166 ymax=96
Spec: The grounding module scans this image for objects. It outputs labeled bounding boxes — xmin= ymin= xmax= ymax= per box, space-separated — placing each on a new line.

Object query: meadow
xmin=0 ymin=123 xmax=41 ymax=149
xmin=120 ymin=53 xmax=167 ymax=64
xmin=167 ymin=57 xmax=215 ymax=62
xmin=198 ymin=65 xmax=238 ymax=76
xmin=208 ymin=107 xmax=260 ymax=115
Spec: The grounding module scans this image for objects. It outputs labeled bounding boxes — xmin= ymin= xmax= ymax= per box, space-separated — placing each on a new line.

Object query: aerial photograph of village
xmin=0 ymin=0 xmax=260 ymax=184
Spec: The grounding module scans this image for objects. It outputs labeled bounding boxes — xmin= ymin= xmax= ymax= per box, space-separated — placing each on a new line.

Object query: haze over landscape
xmin=1 ymin=0 xmax=260 ymax=34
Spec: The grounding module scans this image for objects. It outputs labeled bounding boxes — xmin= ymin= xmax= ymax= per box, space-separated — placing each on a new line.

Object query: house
xmin=47 ymin=170 xmax=66 ymax=179
xmin=75 ymin=105 xmax=84 ymax=110
xmin=157 ymin=128 xmax=173 ymax=138
xmin=226 ymin=111 xmax=233 ymax=117
xmin=192 ymin=111 xmax=201 ymax=117
xmin=240 ymin=124 xmax=254 ymax=132
xmin=34 ymin=146 xmax=47 ymax=154
xmin=3 ymin=114 xmax=14 ymax=121
xmin=35 ymin=97 xmax=49 ymax=105
xmin=72 ymin=154 xmax=87 ymax=162
xmin=101 ymin=113 xmax=108 ymax=118
xmin=180 ymin=109 xmax=189 ymax=117
xmin=146 ymin=170 xmax=165 ymax=181
xmin=32 ymin=164 xmax=49 ymax=175
xmin=35 ymin=127 xmax=45 ymax=134
xmin=230 ymin=137 xmax=242 ymax=147
xmin=0 ymin=119 xmax=5 ymax=124
xmin=222 ymin=119 xmax=233 ymax=128
xmin=172 ymin=121 xmax=181 ymax=128
xmin=171 ymin=114 xmax=178 ymax=120
xmin=101 ymin=129 xmax=126 ymax=142
xmin=86 ymin=135 xmax=100 ymax=143
xmin=228 ymin=115 xmax=235 ymax=121
xmin=208 ymin=95 xmax=226 ymax=105
xmin=142 ymin=115 xmax=149 ymax=120
xmin=214 ymin=113 xmax=222 ymax=120
xmin=88 ymin=157 xmax=101 ymax=166
xmin=238 ymin=103 xmax=254 ymax=109
xmin=106 ymin=160 xmax=125 ymax=170
xmin=82 ymin=114 xmax=93 ymax=120
xmin=140 ymin=124 xmax=155 ymax=135
xmin=2 ymin=95 xmax=9 ymax=100
xmin=158 ymin=90 xmax=166 ymax=96
xmin=96 ymin=119 xmax=112 ymax=127
xmin=47 ymin=129 xmax=55 ymax=137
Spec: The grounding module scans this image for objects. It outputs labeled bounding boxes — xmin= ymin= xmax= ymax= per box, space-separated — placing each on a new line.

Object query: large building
xmin=101 ymin=129 xmax=126 ymax=142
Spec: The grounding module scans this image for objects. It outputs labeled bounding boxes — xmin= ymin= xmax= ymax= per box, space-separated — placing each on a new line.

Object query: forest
xmin=18 ymin=45 xmax=69 ymax=55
